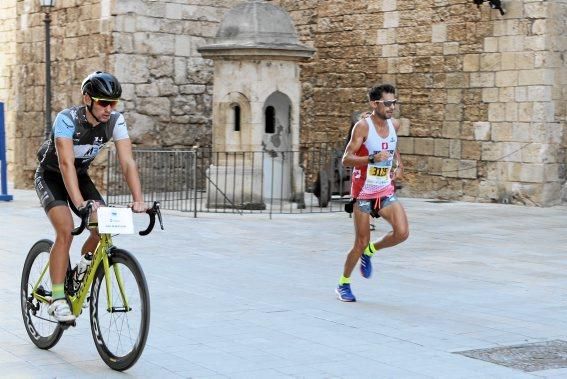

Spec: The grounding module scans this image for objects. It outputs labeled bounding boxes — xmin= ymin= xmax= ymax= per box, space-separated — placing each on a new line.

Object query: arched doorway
xmin=262 ymin=91 xmax=292 ymax=200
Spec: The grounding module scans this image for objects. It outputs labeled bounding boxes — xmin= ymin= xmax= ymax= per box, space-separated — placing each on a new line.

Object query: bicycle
xmin=20 ymin=201 xmax=164 ymax=371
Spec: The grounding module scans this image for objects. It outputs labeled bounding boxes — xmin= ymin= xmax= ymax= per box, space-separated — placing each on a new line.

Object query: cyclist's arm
xmin=55 ymin=137 xmax=84 ymax=208
xmin=115 ymin=138 xmax=145 ymax=212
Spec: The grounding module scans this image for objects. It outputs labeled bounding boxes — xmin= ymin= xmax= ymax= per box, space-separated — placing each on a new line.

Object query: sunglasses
xmin=92 ymin=97 xmax=119 ymax=108
xmin=374 ymin=99 xmax=397 ymax=107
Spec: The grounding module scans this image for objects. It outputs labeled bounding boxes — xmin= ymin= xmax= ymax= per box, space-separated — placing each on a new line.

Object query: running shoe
xmin=360 ymin=253 xmax=372 ymax=278
xmin=336 ymin=283 xmax=356 ymax=302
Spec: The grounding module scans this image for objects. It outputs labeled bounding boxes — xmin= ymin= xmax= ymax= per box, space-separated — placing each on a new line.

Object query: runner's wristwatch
xmin=368 ymin=154 xmax=375 ymax=164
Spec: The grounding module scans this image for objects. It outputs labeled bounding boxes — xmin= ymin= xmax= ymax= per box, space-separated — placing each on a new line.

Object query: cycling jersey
xmin=36 ymin=106 xmax=129 ymax=175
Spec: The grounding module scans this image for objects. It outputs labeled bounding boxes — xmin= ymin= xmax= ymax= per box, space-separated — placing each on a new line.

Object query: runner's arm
xmin=342 ymin=120 xmax=367 ymax=167
xmin=342 ymin=120 xmax=390 ymax=167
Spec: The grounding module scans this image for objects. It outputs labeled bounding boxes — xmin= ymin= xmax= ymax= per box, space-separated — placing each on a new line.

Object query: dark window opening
xmin=265 ymin=106 xmax=275 ymax=134
xmin=233 ymin=105 xmax=241 ymax=132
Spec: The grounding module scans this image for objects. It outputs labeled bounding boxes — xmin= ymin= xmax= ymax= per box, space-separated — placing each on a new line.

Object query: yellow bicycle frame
xmin=31 ymin=232 xmax=130 ymax=317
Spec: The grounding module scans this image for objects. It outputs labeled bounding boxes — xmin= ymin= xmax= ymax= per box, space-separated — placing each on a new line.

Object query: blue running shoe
xmin=360 ymin=253 xmax=372 ymax=278
xmin=336 ymin=284 xmax=356 ymax=302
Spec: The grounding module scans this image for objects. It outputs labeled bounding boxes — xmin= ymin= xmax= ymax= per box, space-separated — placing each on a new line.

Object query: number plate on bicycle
xmin=97 ymin=207 xmax=134 ymax=234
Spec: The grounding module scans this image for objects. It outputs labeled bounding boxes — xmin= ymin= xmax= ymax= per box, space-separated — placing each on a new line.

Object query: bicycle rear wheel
xmin=90 ymin=248 xmax=150 ymax=371
xmin=20 ymin=239 xmax=64 ymax=349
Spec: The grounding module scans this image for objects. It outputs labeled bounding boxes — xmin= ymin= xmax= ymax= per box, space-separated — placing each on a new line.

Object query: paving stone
xmin=1 ymin=188 xmax=565 ymax=377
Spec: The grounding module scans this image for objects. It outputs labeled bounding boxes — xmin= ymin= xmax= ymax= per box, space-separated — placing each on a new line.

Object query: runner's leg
xmin=372 ymin=201 xmax=409 ymax=250
xmin=342 ymin=204 xmax=371 ymax=278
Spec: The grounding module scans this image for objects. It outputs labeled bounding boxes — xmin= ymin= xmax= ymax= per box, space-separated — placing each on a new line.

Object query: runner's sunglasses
xmin=92 ymin=97 xmax=119 ymax=107
xmin=373 ymin=99 xmax=397 ymax=107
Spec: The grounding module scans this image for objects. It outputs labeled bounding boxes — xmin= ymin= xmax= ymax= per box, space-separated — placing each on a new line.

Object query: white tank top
xmin=357 ymin=117 xmax=397 ymax=199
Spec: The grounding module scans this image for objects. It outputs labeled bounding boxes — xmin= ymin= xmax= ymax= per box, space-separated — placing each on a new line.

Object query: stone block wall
xmin=271 ymin=0 xmax=566 ymax=205
xmin=2 ymin=0 xmax=565 ymax=205
xmin=110 ymin=0 xmax=240 ymax=149
xmin=8 ymin=0 xmax=113 ymax=188
xmin=6 ymin=0 xmax=240 ymax=189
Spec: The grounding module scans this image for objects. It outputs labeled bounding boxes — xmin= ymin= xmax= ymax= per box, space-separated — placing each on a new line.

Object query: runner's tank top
xmin=351 ymin=117 xmax=397 ymax=199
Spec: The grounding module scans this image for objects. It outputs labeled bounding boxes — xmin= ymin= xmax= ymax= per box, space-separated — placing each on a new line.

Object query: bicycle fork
xmin=102 ymin=249 xmax=131 ymax=313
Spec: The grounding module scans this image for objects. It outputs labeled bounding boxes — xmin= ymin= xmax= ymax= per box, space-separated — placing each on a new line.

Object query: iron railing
xmin=106 ymin=143 xmax=352 ymax=216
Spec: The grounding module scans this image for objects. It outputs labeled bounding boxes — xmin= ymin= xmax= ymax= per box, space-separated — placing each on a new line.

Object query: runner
xmin=336 ymin=83 xmax=409 ymax=302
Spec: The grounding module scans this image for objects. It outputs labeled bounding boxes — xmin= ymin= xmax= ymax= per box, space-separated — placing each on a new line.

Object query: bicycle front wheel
xmin=89 ymin=248 xmax=150 ymax=371
xmin=20 ymin=239 xmax=64 ymax=349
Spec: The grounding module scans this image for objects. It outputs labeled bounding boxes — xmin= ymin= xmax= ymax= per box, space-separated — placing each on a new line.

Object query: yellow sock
xmin=339 ymin=275 xmax=351 ymax=285
xmin=52 ymin=283 xmax=65 ymax=300
xmin=364 ymin=242 xmax=377 ymax=257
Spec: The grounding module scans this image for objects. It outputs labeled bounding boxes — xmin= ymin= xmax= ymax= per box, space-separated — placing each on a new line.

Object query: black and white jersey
xmin=37 ymin=106 xmax=129 ymax=175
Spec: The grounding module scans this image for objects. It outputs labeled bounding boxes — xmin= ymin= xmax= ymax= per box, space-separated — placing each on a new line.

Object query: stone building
xmin=0 ymin=0 xmax=565 ymax=206
xmin=198 ymin=1 xmax=314 ymax=207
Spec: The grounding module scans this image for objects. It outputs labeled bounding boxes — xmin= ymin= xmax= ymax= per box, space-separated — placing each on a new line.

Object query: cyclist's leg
xmin=35 ymin=168 xmax=74 ymax=286
xmin=73 ymin=174 xmax=105 ymax=255
xmin=46 ymin=205 xmax=75 ymax=284
xmin=35 ymin=168 xmax=76 ymax=321
xmin=342 ymin=202 xmax=372 ymax=278
xmin=373 ymin=200 xmax=409 ymax=250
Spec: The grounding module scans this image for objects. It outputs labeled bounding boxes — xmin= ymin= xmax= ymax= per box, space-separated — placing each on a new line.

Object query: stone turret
xmin=198 ymin=0 xmax=314 ymax=208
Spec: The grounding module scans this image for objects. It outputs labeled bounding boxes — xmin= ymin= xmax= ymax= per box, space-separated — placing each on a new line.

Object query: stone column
xmin=0 ymin=0 xmax=17 ymax=184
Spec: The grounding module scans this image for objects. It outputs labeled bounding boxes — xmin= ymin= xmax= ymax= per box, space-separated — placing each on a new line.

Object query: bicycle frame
xmin=30 ymin=232 xmax=129 ymax=317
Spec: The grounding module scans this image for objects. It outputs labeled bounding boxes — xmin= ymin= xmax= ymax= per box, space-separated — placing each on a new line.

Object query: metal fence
xmin=106 ymin=143 xmax=352 ymax=216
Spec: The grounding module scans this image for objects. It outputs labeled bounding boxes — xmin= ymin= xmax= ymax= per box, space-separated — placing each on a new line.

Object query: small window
xmin=233 ymin=105 xmax=241 ymax=132
xmin=265 ymin=106 xmax=275 ymax=134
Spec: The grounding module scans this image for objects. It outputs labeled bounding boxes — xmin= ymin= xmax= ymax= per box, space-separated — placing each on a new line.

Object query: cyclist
xmin=34 ymin=71 xmax=147 ymax=321
xmin=336 ymin=83 xmax=409 ymax=302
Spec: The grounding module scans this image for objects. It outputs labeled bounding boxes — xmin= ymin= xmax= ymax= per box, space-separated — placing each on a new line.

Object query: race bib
xmin=97 ymin=207 xmax=134 ymax=234
xmin=366 ymin=161 xmax=392 ymax=187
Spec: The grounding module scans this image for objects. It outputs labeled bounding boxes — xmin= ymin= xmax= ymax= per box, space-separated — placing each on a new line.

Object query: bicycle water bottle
xmin=73 ymin=252 xmax=93 ymax=291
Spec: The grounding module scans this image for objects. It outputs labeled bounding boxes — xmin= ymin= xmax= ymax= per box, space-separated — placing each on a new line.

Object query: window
xmin=233 ymin=105 xmax=241 ymax=132
xmin=265 ymin=106 xmax=275 ymax=134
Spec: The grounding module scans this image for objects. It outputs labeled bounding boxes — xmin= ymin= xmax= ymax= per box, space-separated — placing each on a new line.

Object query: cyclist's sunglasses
xmin=92 ymin=97 xmax=119 ymax=108
xmin=373 ymin=99 xmax=397 ymax=107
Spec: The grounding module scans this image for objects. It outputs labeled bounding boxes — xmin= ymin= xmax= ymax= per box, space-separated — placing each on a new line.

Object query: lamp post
xmin=40 ymin=0 xmax=55 ymax=139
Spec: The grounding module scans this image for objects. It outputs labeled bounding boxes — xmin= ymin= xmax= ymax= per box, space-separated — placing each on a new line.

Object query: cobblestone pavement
xmin=1 ymin=188 xmax=566 ymax=378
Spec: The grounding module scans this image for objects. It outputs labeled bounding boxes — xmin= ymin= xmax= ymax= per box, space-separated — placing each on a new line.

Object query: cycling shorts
xmin=34 ymin=167 xmax=105 ymax=215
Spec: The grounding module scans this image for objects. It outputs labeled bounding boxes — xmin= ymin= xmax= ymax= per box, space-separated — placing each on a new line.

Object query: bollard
xmin=0 ymin=102 xmax=13 ymax=201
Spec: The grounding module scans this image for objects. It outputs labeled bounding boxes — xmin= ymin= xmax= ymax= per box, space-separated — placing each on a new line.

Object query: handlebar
xmin=72 ymin=200 xmax=95 ymax=236
xmin=139 ymin=201 xmax=164 ymax=236
xmin=71 ymin=201 xmax=164 ymax=236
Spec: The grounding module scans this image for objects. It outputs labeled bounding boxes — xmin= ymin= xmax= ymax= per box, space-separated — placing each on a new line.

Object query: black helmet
xmin=81 ymin=71 xmax=122 ymax=99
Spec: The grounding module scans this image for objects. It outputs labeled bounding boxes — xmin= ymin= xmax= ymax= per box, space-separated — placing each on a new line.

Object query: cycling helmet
xmin=81 ymin=71 xmax=122 ymax=99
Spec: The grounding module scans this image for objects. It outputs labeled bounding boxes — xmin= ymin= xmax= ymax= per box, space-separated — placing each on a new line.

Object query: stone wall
xmin=271 ymin=0 xmax=566 ymax=206
xmin=9 ymin=0 xmax=112 ymax=188
xmin=0 ymin=0 xmax=17 ymax=183
xmin=3 ymin=0 xmax=566 ymax=205
xmin=8 ymin=0 xmax=240 ymax=189
xmin=110 ymin=0 xmax=240 ymax=149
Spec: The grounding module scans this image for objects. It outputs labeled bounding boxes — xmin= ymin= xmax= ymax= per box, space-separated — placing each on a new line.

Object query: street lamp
xmin=40 ymin=0 xmax=55 ymax=139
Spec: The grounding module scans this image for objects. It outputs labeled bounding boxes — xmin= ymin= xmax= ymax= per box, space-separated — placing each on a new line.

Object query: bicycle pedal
xmin=59 ymin=320 xmax=76 ymax=329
